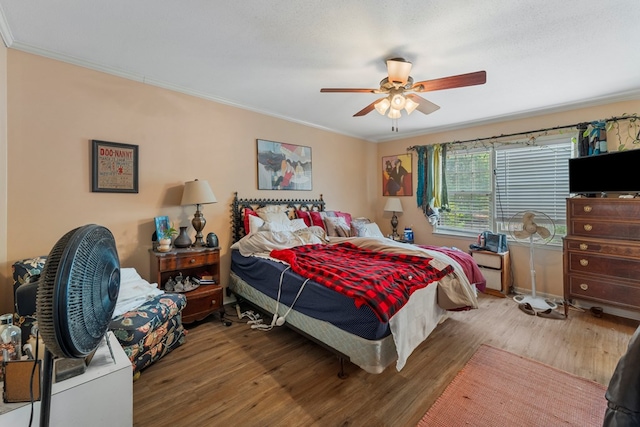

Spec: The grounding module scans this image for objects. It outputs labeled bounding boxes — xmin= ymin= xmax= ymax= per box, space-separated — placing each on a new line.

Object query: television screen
xmin=569 ymin=150 xmax=640 ymax=195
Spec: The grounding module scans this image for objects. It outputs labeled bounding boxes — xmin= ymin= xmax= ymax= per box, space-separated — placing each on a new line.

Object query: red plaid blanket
xmin=270 ymin=242 xmax=454 ymax=322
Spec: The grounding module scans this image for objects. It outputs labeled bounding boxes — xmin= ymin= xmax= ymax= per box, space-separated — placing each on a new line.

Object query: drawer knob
xmin=211 ymin=299 xmax=216 ymax=306
xmin=580 ymin=283 xmax=588 ymax=291
xmin=580 ymin=259 xmax=589 ymax=267
xmin=583 ymin=205 xmax=592 ymax=213
xmin=190 ymin=258 xmax=196 ymax=264
xmin=583 ymin=224 xmax=592 ymax=232
xmin=579 ymin=243 xmax=588 ymax=250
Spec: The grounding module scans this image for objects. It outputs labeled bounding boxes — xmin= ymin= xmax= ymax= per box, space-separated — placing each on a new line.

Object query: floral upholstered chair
xmin=12 ymin=257 xmax=187 ymax=376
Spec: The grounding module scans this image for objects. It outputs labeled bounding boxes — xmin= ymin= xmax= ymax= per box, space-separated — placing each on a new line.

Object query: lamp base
xmin=192 ymin=204 xmax=207 ymax=247
xmin=390 ymin=213 xmax=399 ymax=239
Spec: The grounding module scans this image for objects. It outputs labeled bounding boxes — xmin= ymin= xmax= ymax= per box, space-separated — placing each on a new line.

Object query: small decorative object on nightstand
xmin=384 ymin=197 xmax=403 ymax=240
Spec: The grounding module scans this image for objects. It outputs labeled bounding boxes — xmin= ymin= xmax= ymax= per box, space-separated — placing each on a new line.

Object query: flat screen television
xmin=569 ymin=149 xmax=640 ymax=195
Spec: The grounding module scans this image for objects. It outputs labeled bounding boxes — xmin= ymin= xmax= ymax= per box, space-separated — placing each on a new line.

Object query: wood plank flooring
xmin=133 ymin=294 xmax=638 ymax=427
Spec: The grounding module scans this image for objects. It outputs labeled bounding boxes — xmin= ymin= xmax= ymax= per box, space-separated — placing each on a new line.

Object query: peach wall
xmin=3 ymin=50 xmax=378 ymax=314
xmin=377 ymin=99 xmax=640 ymax=300
xmin=0 ymin=42 xmax=8 ymax=313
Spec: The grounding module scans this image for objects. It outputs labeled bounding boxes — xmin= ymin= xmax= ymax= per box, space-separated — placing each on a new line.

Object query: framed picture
xmin=383 ymin=153 xmax=413 ymax=196
xmin=91 ymin=140 xmax=139 ymax=193
xmin=154 ymin=216 xmax=170 ymax=240
xmin=256 ymin=139 xmax=312 ymax=190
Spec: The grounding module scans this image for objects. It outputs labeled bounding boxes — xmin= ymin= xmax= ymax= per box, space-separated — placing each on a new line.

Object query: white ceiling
xmin=0 ymin=1 xmax=638 ymax=142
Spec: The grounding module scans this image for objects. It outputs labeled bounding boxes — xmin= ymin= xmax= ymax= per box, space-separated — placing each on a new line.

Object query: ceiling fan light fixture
xmin=390 ymin=93 xmax=406 ymax=110
xmin=386 ymin=58 xmax=412 ymax=85
xmin=375 ymin=98 xmax=390 ymax=115
xmin=387 ymin=108 xmax=401 ymax=119
xmin=404 ymin=97 xmax=419 ymax=115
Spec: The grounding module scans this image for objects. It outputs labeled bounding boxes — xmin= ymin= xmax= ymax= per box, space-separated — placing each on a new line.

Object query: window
xmin=437 ymin=136 xmax=572 ymax=245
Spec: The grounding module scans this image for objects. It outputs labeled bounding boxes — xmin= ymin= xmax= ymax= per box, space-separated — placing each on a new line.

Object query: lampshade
xmin=390 ymin=93 xmax=406 ymax=110
xmin=387 ymin=108 xmax=401 ymax=119
xmin=404 ymin=97 xmax=419 ymax=115
xmin=375 ymin=98 xmax=390 ymax=115
xmin=384 ymin=197 xmax=403 ymax=213
xmin=181 ymin=179 xmax=217 ymax=206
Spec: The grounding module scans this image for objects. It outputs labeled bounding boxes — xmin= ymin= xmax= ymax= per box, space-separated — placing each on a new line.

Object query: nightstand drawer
xmin=158 ymin=251 xmax=219 ymax=270
xmin=471 ymin=251 xmax=503 ymax=269
xmin=181 ymin=285 xmax=223 ymax=324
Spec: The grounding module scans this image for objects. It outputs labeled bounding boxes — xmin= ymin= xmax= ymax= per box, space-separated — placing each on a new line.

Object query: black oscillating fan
xmin=36 ymin=224 xmax=120 ymax=427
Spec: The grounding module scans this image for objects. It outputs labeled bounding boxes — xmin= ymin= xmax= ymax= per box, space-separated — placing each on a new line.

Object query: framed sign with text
xmin=91 ymin=140 xmax=139 ymax=193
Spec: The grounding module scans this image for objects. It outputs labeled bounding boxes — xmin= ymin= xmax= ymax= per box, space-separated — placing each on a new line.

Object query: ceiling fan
xmin=321 ymin=58 xmax=486 ymax=131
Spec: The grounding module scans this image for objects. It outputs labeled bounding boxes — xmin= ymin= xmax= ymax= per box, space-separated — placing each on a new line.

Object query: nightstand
xmin=149 ymin=247 xmax=223 ymax=323
xmin=470 ymin=249 xmax=511 ymax=297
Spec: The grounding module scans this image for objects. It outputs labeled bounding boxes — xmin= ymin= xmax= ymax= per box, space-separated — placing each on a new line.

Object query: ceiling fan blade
xmin=411 ymin=70 xmax=487 ymax=92
xmin=353 ymin=99 xmax=384 ymax=117
xmin=406 ymin=94 xmax=440 ymax=115
xmin=320 ymin=88 xmax=378 ymax=93
xmin=386 ymin=58 xmax=412 ymax=85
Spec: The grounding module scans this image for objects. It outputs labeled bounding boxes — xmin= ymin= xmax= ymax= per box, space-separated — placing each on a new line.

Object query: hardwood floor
xmin=133 ymin=294 xmax=638 ymax=427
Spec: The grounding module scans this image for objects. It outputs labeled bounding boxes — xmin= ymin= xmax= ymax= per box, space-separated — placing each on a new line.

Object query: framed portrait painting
xmin=256 ymin=139 xmax=312 ymax=190
xmin=91 ymin=140 xmax=139 ymax=193
xmin=382 ymin=153 xmax=412 ymax=196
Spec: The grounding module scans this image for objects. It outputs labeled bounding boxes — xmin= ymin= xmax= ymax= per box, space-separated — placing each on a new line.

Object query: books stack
xmin=193 ymin=273 xmax=216 ymax=285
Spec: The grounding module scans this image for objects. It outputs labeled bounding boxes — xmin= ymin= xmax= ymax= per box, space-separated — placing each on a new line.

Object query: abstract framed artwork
xmin=91 ymin=140 xmax=139 ymax=193
xmin=382 ymin=153 xmax=412 ymax=196
xmin=256 ymin=139 xmax=312 ymax=190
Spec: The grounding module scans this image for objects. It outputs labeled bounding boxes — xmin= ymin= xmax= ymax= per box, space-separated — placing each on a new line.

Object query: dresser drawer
xmin=158 ymin=251 xmax=220 ymax=271
xmin=567 ymin=252 xmax=640 ymax=281
xmin=565 ymin=238 xmax=640 ymax=258
xmin=567 ymin=274 xmax=640 ymax=308
xmin=568 ymin=198 xmax=640 ymax=221
xmin=569 ymin=219 xmax=640 ymax=241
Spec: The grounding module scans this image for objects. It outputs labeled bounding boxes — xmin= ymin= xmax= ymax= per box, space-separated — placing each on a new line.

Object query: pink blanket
xmin=418 ymin=246 xmax=486 ymax=292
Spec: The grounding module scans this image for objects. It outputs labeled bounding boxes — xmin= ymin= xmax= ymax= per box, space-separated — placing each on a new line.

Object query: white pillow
xmin=248 ymin=214 xmax=265 ymax=234
xmin=361 ymin=222 xmax=384 ymax=238
xmin=289 ymin=218 xmax=308 ymax=231
xmin=257 ymin=211 xmax=290 ymax=225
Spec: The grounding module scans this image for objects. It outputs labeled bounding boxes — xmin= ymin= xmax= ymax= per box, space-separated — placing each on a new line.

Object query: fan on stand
xmin=36 ymin=224 xmax=120 ymax=427
xmin=508 ymin=211 xmax=558 ymax=313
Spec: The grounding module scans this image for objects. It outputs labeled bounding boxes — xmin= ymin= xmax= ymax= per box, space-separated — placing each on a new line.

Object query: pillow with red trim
xmin=308 ymin=211 xmax=326 ymax=230
xmin=295 ymin=210 xmax=312 ymax=227
xmin=244 ymin=208 xmax=259 ymax=234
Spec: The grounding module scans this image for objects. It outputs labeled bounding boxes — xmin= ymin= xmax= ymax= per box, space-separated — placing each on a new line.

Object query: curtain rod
xmin=407 ymin=114 xmax=639 ymax=151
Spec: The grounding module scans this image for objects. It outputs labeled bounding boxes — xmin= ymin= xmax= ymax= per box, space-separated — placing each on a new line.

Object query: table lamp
xmin=181 ymin=179 xmax=217 ymax=247
xmin=384 ymin=197 xmax=403 ymax=240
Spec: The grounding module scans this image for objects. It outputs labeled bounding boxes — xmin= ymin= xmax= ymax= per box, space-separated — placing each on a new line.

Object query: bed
xmin=228 ymin=193 xmax=485 ymax=376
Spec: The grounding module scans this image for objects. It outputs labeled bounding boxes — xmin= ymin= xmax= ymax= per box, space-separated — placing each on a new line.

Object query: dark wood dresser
xmin=563 ymin=197 xmax=640 ymax=316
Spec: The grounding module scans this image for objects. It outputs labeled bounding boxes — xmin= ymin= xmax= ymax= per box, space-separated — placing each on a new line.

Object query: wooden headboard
xmin=231 ymin=192 xmax=325 ymax=242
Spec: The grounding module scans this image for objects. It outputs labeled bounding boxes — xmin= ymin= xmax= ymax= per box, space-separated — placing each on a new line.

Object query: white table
xmin=0 ymin=332 xmax=132 ymax=426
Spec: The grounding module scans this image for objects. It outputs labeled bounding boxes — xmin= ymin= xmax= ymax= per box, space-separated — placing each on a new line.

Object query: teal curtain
xmin=415 ymin=144 xmax=449 ymax=216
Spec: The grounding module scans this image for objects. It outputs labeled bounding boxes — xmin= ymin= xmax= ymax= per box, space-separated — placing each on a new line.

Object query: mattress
xmin=231 ymin=250 xmax=390 ymax=340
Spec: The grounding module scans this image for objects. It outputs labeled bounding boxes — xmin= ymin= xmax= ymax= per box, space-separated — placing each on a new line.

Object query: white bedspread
xmin=113 ymin=268 xmax=164 ymax=318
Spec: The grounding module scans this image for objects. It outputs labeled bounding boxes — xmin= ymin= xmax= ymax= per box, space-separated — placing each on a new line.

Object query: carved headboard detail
xmin=231 ymin=192 xmax=325 ymax=242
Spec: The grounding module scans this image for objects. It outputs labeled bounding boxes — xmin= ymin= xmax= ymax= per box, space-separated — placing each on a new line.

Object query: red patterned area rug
xmin=417 ymin=344 xmax=607 ymax=427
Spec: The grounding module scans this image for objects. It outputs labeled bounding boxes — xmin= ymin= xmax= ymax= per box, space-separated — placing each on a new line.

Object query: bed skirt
xmin=230 ymin=271 xmax=397 ymax=374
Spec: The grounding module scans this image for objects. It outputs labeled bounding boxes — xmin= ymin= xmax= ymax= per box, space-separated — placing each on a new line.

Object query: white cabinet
xmin=471 ymin=250 xmax=511 ymax=297
xmin=0 ymin=332 xmax=132 ymax=426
